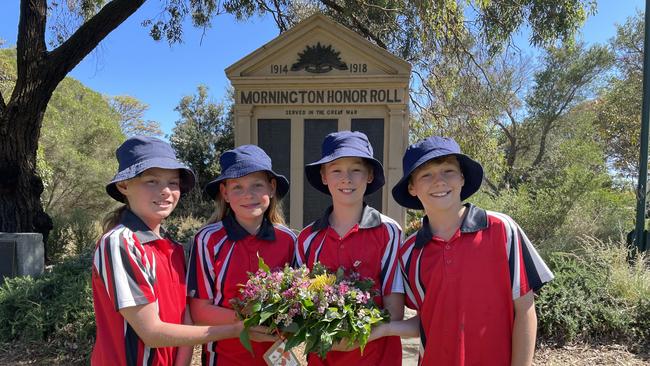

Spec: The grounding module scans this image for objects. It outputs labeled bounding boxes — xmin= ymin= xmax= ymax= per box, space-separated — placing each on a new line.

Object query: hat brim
xmin=305 ymin=154 xmax=385 ymax=196
xmin=204 ymin=164 xmax=290 ymax=200
xmin=391 ymin=153 xmax=483 ymax=210
xmin=106 ymin=157 xmax=196 ymax=202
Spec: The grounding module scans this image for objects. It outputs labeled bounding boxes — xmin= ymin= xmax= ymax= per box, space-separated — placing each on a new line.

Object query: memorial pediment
xmin=226 ymin=13 xmax=410 ymax=81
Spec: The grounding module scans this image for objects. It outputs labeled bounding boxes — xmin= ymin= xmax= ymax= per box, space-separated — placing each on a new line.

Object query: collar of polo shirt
xmin=414 ymin=203 xmax=488 ymax=248
xmin=223 ymin=212 xmax=276 ymax=242
xmin=312 ymin=203 xmax=382 ymax=231
xmin=119 ymin=208 xmax=167 ymax=244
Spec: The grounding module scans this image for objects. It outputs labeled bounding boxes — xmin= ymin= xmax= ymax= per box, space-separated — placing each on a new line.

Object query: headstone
xmin=0 ymin=233 xmax=44 ymax=281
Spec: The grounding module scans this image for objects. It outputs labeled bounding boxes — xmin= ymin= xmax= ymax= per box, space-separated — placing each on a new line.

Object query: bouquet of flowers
xmin=230 ymin=257 xmax=389 ymax=359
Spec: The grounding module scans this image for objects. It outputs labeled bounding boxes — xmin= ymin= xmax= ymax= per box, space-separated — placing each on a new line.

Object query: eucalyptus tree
xmin=596 ymin=11 xmax=644 ymax=180
xmin=109 ymin=95 xmax=163 ymax=137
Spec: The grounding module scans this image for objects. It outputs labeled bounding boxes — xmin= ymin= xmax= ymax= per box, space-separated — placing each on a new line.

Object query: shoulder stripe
xmin=99 ymin=226 xmax=153 ymax=310
xmin=414 ymin=249 xmax=426 ymax=304
xmin=486 ymin=211 xmax=554 ymax=298
xmin=274 ymin=224 xmax=297 ymax=241
xmin=300 ymin=227 xmax=320 ymax=266
xmin=379 ymin=221 xmax=401 ymax=294
xmin=192 ymin=222 xmax=226 ymax=299
xmin=214 ymin=243 xmax=236 ymax=307
xmin=379 ymin=213 xmax=402 ymax=230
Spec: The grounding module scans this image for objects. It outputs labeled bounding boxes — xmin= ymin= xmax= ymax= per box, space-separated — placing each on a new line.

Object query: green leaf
xmin=284 ymin=327 xmax=305 ymax=350
xmin=259 ymin=311 xmax=274 ymax=323
xmin=244 ymin=314 xmax=260 ymax=327
xmin=239 ymin=328 xmax=254 ymax=355
xmin=281 ymin=322 xmax=300 ymax=333
xmin=258 ymin=253 xmax=270 ymax=273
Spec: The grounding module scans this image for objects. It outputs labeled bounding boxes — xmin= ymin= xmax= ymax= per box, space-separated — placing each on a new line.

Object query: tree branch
xmin=528 ymin=85 xmax=578 ymax=171
xmin=318 ymin=0 xmax=387 ymax=49
xmin=47 ymin=0 xmax=146 ymax=83
xmin=482 ymin=176 xmax=499 ymax=197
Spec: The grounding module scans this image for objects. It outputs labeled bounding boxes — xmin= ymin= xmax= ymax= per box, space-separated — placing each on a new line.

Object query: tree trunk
xmin=0 ymin=77 xmax=55 ymax=236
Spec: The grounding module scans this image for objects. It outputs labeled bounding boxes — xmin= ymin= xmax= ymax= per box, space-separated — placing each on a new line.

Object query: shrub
xmin=48 ymin=210 xmax=101 ymax=263
xmin=536 ymin=237 xmax=650 ymax=346
xmin=0 ymin=254 xmax=94 ymax=363
xmin=555 ymin=189 xmax=634 ymax=247
xmin=165 ymin=214 xmax=205 ymax=251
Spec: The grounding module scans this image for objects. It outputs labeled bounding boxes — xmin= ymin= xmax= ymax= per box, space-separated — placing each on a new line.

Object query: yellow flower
xmin=309 ymin=274 xmax=336 ymax=291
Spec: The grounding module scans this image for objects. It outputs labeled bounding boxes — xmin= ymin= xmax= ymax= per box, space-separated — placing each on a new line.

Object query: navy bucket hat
xmin=305 ymin=131 xmax=385 ymax=195
xmin=391 ymin=136 xmax=483 ymax=209
xmin=204 ymin=145 xmax=289 ymax=200
xmin=106 ymin=136 xmax=196 ymax=202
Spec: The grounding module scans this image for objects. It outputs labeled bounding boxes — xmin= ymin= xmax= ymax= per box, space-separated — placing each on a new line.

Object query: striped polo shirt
xmin=400 ymin=203 xmax=554 ymax=366
xmin=296 ymin=204 xmax=404 ymax=366
xmin=187 ymin=213 xmax=296 ymax=366
xmin=91 ymin=209 xmax=187 ymax=366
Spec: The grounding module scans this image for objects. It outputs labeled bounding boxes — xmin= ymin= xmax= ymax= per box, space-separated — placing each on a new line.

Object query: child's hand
xmin=368 ymin=322 xmax=390 ymax=342
xmin=248 ymin=325 xmax=280 ymax=343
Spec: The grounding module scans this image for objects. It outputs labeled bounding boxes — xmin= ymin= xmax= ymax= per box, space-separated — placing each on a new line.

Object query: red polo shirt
xmin=187 ymin=213 xmax=296 ymax=366
xmin=296 ymin=205 xmax=403 ymax=366
xmin=91 ymin=209 xmax=187 ymax=366
xmin=400 ymin=204 xmax=554 ymax=366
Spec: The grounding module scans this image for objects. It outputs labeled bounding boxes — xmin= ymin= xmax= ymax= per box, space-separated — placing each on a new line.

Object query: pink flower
xmin=338 ymin=283 xmax=349 ymax=295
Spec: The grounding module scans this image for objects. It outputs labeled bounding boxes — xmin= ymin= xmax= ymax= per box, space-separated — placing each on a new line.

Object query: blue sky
xmin=0 ymin=1 xmax=645 ymax=136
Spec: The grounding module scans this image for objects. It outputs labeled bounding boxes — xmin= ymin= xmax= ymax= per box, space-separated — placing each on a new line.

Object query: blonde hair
xmin=206 ymin=174 xmax=286 ymax=226
xmin=102 ymin=205 xmax=128 ymax=234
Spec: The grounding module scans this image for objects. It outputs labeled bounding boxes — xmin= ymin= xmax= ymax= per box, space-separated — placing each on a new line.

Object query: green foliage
xmin=164 ymin=214 xmax=204 ymax=250
xmin=48 ymin=210 xmax=101 ymax=263
xmin=499 ymin=43 xmax=612 ymax=189
xmin=536 ymin=238 xmax=650 ymax=345
xmin=109 ymin=95 xmax=163 ymax=137
xmin=169 ymin=85 xmax=234 ymax=217
xmin=39 ymin=76 xmax=125 ymax=219
xmin=595 ymin=11 xmax=643 ymax=179
xmin=536 ymin=252 xmax=631 ymax=344
xmin=556 ymin=188 xmax=634 ymax=247
xmin=526 ymin=43 xmax=612 ymax=123
xmin=0 ymin=48 xmax=16 ymax=97
xmin=0 ymin=255 xmax=95 ymax=362
xmin=479 ymin=0 xmax=595 ymax=53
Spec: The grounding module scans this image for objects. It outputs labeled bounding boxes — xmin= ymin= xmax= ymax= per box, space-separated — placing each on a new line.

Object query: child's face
xmin=320 ymin=157 xmax=373 ymax=206
xmin=116 ymin=168 xmax=181 ymax=228
xmin=220 ymin=171 xmax=276 ymax=225
xmin=408 ymin=156 xmax=464 ymax=212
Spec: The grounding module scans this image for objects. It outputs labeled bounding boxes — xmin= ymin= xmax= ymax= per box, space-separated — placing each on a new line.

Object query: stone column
xmin=290 ymin=117 xmax=305 ymax=229
xmin=387 ymin=104 xmax=407 ymax=226
xmin=234 ymin=104 xmax=254 ymax=146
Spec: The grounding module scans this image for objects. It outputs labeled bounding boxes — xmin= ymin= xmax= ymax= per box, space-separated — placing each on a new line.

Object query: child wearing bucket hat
xmin=186 ymin=144 xmax=296 ymax=366
xmin=91 ymin=136 xmax=250 ymax=366
xmin=384 ymin=136 xmax=554 ymax=366
xmin=295 ymin=131 xmax=404 ymax=366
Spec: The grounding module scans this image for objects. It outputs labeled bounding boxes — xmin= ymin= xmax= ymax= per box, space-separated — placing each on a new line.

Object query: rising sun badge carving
xmin=291 ymin=43 xmax=348 ymax=73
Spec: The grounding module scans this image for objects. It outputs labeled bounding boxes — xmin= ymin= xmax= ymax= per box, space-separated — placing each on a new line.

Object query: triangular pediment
xmin=226 ymin=14 xmax=411 ymax=82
